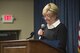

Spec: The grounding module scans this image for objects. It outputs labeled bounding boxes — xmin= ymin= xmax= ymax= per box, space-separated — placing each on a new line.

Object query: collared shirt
xmin=39 ymin=19 xmax=61 ymax=40
xmin=47 ymin=19 xmax=61 ymax=29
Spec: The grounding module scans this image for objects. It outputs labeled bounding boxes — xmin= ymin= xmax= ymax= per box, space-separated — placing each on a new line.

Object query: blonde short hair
xmin=42 ymin=3 xmax=59 ymax=15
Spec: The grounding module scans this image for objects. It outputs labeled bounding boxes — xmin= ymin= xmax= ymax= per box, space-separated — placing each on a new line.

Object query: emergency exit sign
xmin=2 ymin=15 xmax=14 ymax=23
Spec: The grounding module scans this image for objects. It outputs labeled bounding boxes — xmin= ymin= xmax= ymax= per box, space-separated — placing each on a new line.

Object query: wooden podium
xmin=0 ymin=40 xmax=63 ymax=53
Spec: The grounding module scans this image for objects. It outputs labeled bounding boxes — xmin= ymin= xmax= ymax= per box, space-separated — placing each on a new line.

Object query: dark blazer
xmin=41 ymin=23 xmax=67 ymax=53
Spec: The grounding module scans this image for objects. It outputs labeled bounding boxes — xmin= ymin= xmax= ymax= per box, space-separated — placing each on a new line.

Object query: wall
xmin=0 ymin=0 xmax=34 ymax=39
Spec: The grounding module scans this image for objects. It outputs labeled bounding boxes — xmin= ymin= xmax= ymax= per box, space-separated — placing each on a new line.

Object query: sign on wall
xmin=1 ymin=14 xmax=14 ymax=23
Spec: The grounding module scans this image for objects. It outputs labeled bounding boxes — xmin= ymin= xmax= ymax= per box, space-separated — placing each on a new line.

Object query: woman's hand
xmin=38 ymin=29 xmax=44 ymax=36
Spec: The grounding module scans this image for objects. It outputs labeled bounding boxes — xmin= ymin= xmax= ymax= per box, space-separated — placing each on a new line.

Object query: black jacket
xmin=41 ymin=23 xmax=67 ymax=53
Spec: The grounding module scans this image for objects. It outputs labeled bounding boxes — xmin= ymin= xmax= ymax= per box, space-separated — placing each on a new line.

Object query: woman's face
xmin=43 ymin=11 xmax=57 ymax=25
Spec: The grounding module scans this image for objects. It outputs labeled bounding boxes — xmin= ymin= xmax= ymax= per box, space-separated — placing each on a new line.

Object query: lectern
xmin=0 ymin=40 xmax=63 ymax=53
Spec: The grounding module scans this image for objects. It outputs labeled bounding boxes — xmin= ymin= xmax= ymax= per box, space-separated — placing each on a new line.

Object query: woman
xmin=38 ymin=3 xmax=67 ymax=53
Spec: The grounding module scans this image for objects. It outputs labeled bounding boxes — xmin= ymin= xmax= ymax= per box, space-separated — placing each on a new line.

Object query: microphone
xmin=27 ymin=32 xmax=34 ymax=39
xmin=39 ymin=24 xmax=46 ymax=39
xmin=41 ymin=24 xmax=46 ymax=30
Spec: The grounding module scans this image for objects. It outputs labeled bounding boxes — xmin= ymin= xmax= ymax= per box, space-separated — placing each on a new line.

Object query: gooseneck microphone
xmin=27 ymin=32 xmax=34 ymax=39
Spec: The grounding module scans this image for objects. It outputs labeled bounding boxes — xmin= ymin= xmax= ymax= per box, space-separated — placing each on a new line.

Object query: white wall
xmin=0 ymin=0 xmax=34 ymax=39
